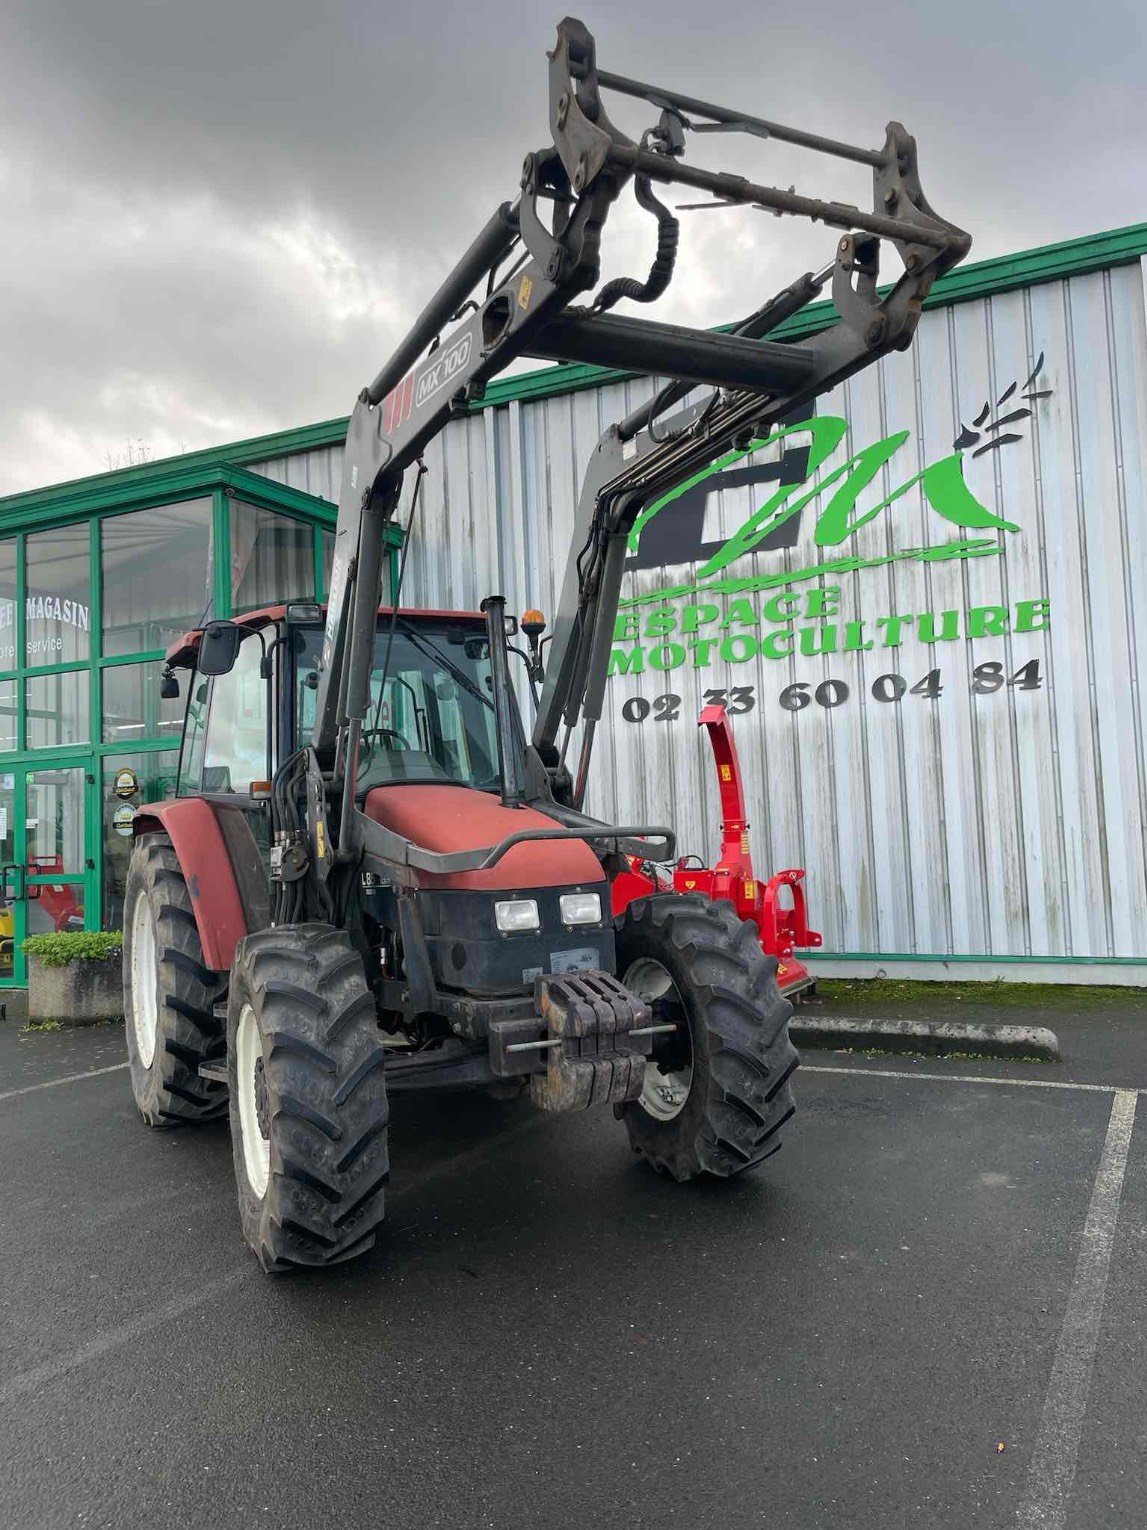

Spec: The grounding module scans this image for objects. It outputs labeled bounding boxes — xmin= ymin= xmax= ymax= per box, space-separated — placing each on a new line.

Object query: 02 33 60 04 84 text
xmin=618 ymin=660 xmax=1043 ymax=722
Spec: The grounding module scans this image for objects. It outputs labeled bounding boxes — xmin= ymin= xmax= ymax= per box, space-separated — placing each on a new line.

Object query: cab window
xmin=294 ymin=621 xmax=501 ymax=792
xmin=178 ymin=675 xmax=209 ymax=794
xmin=201 ymin=634 xmax=268 ymax=794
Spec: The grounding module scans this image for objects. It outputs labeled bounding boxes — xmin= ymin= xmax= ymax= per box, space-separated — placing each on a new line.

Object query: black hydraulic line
xmin=595 ymin=69 xmax=886 ymax=169
xmin=528 ymin=310 xmax=817 ymax=392
xmin=590 ymin=175 xmax=678 ymax=314
xmin=366 ymin=203 xmax=519 ymax=406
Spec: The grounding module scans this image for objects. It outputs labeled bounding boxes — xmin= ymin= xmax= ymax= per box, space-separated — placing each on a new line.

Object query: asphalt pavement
xmin=2 ymin=997 xmax=1146 ymax=1529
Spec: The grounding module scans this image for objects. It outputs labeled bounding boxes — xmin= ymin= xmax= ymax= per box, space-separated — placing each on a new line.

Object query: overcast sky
xmin=1 ymin=0 xmax=1143 ymax=496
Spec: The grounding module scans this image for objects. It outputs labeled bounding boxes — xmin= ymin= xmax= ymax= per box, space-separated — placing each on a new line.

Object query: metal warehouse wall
xmin=253 ymin=257 xmax=1147 ymax=982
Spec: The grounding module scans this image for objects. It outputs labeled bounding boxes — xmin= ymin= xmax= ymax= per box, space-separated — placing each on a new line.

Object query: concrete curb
xmin=788 ymin=1014 xmax=1061 ymax=1061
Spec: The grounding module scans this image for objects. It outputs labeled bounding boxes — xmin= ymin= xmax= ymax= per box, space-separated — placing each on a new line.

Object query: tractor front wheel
xmin=615 ymin=895 xmax=798 ymax=1181
xmin=123 ymin=832 xmax=227 ymax=1128
xmin=227 ymin=924 xmax=390 ymax=1272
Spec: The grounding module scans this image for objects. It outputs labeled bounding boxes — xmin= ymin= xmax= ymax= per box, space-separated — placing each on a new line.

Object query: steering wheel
xmin=363 ymin=727 xmax=409 ymax=751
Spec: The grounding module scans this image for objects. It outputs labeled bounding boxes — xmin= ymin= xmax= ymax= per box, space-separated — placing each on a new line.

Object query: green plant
xmin=815 ymin=977 xmax=1147 ymax=1013
xmin=22 ymin=931 xmax=123 ymax=967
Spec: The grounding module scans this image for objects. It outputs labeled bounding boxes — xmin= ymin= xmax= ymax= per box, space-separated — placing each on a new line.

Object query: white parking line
xmin=1015 ymin=1089 xmax=1138 ymax=1528
xmin=0 ymin=1062 xmax=129 ymax=1102
xmin=2 ymin=1059 xmax=1136 ymax=1104
xmin=805 ymin=1060 xmax=1141 ymax=1525
xmin=801 ymin=1063 xmax=1140 ymax=1095
xmin=0 ymin=1267 xmax=248 ymax=1407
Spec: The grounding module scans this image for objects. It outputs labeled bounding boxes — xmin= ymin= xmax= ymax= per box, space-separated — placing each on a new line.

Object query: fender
xmin=133 ymin=798 xmax=251 ymax=973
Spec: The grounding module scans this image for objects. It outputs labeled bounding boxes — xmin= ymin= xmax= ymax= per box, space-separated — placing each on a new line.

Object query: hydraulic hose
xmin=590 ymin=175 xmax=679 ymax=314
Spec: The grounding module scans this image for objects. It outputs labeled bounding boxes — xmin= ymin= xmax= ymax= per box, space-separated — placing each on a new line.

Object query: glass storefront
xmin=0 ymin=540 xmax=17 ymax=669
xmin=25 ymin=670 xmax=89 ymax=749
xmin=101 ymin=499 xmax=214 ymax=656
xmin=25 ymin=523 xmax=91 ymax=667
xmin=102 ymin=661 xmax=184 ymax=744
xmin=231 ymin=501 xmax=316 ymax=613
xmin=0 ymin=473 xmax=339 ymax=983
xmin=0 ymin=681 xmax=16 ymax=754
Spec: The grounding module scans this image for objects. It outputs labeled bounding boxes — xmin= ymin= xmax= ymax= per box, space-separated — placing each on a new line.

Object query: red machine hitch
xmin=611 ymin=704 xmax=821 ymax=996
xmin=673 ymin=705 xmax=821 ymax=996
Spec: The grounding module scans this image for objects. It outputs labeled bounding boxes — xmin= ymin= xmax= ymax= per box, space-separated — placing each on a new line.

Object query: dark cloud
xmin=1 ymin=0 xmax=1143 ymax=492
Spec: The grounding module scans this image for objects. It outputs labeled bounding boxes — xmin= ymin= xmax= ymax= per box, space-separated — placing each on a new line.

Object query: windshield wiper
xmin=395 ymin=622 xmax=494 ymax=711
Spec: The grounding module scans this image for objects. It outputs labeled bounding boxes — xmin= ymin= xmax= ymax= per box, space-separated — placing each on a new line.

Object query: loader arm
xmin=311 ymin=14 xmax=970 ymax=851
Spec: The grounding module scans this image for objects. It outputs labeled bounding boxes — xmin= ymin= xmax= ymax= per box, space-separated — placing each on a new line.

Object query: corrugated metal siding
xmin=250 ymin=445 xmax=344 ymax=505
xmin=250 ymin=257 xmax=1147 ymax=966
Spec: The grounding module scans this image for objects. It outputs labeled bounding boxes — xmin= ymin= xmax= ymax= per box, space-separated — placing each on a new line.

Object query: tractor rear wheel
xmin=615 ymin=895 xmax=798 ymax=1181
xmin=226 ymin=924 xmax=390 ymax=1272
xmin=123 ymin=832 xmax=228 ymax=1128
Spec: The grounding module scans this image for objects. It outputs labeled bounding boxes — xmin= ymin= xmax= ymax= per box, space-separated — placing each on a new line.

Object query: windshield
xmin=294 ymin=620 xmax=502 ymax=792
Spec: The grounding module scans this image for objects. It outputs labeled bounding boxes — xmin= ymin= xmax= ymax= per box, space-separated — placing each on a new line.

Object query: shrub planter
xmin=23 ymin=932 xmax=124 ymax=1027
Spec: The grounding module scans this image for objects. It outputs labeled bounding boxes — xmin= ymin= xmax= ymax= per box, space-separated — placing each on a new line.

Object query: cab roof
xmin=164 ymin=603 xmax=487 ymax=668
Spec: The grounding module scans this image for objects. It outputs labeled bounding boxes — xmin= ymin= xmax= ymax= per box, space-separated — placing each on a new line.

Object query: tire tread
xmin=616 ymin=894 xmax=798 ymax=1182
xmin=227 ymin=924 xmax=389 ymax=1273
xmin=123 ymin=831 xmax=226 ymax=1128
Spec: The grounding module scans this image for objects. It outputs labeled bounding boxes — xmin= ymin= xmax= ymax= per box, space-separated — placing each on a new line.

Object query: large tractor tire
xmin=226 ymin=924 xmax=390 ymax=1273
xmin=123 ymin=832 xmax=228 ymax=1128
xmin=615 ymin=894 xmax=798 ymax=1181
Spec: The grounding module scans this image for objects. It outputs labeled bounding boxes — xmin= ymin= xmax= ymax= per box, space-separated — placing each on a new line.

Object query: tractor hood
xmin=362 ymin=784 xmax=604 ymax=892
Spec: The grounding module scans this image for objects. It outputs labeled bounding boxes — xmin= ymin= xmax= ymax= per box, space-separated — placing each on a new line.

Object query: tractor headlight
xmin=559 ymin=891 xmax=602 ymax=927
xmin=494 ymin=898 xmax=540 ymax=933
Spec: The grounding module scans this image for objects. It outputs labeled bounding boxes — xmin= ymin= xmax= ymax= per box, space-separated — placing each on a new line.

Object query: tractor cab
xmin=166 ymin=602 xmax=511 ymax=801
xmin=161 ymin=597 xmax=614 ymax=991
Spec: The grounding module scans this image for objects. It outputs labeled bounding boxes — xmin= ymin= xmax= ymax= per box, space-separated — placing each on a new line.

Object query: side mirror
xmin=198 ymin=621 xmax=242 ymax=677
xmin=159 ymin=666 xmax=180 ymax=700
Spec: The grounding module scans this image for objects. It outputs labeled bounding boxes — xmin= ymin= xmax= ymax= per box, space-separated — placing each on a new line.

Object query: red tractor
xmin=122 ymin=19 xmax=968 ymax=1270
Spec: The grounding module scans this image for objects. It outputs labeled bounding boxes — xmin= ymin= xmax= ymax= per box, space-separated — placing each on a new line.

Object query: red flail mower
xmin=611 ymin=703 xmax=822 ymax=998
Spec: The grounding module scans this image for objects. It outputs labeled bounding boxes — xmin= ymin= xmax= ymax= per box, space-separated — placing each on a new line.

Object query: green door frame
xmin=0 ymin=754 xmax=97 ymax=986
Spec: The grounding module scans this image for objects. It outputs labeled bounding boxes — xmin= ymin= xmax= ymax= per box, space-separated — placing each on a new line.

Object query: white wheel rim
xmin=624 ymin=956 xmax=693 ymax=1122
xmin=236 ymin=1003 xmax=271 ymax=1198
xmin=130 ymin=889 xmax=159 ymax=1069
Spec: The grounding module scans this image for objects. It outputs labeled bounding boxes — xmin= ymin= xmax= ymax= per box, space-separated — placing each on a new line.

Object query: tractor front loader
xmin=123 ymin=18 xmax=969 ymax=1270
